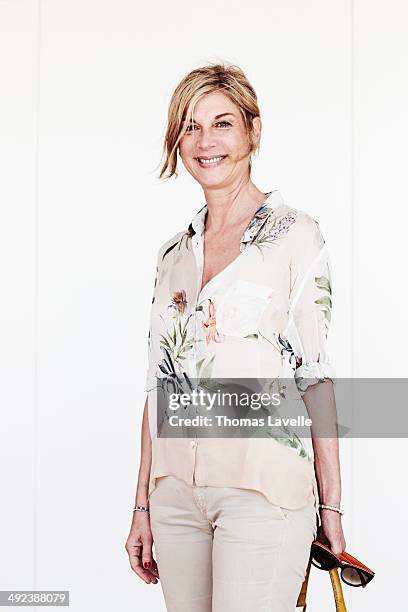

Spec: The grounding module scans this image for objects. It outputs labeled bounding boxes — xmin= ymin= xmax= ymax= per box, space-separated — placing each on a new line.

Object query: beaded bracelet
xmin=319 ymin=503 xmax=344 ymax=516
xmin=133 ymin=505 xmax=150 ymax=513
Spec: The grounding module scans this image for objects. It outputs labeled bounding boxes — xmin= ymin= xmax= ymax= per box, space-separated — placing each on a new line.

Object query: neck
xmin=202 ymin=177 xmax=267 ymax=234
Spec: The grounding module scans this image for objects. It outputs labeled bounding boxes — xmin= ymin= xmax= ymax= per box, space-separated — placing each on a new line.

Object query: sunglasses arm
xmin=329 ymin=567 xmax=348 ymax=612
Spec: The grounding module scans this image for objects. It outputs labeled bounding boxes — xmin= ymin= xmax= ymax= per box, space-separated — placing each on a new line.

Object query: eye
xmin=215 ymin=121 xmax=232 ymax=128
xmin=185 ymin=123 xmax=199 ymax=133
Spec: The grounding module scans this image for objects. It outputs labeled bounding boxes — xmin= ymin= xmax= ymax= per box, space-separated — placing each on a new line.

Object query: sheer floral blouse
xmin=144 ymin=189 xmax=335 ymax=526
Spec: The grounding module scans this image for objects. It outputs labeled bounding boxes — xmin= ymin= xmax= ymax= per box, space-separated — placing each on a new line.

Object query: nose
xmin=196 ymin=127 xmax=217 ymax=151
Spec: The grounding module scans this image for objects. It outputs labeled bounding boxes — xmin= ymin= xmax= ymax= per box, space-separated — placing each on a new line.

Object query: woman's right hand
xmin=125 ymin=512 xmax=160 ymax=584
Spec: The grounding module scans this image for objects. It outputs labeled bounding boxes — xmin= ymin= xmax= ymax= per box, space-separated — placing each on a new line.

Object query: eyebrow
xmin=214 ymin=113 xmax=235 ymax=120
xmin=182 ymin=112 xmax=235 ymax=123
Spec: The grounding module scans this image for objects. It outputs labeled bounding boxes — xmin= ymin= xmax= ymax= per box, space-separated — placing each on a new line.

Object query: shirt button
xmin=190 ymin=440 xmax=196 ymax=447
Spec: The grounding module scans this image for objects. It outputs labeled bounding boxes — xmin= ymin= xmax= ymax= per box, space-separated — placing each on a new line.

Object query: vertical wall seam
xmin=34 ymin=0 xmax=42 ymax=595
xmin=350 ymin=0 xmax=355 ymax=610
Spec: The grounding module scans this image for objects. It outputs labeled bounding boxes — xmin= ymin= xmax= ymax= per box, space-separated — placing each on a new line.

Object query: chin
xmin=197 ymin=174 xmax=229 ymax=188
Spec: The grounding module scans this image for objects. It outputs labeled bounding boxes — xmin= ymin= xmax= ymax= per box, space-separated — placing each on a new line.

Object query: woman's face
xmin=178 ymin=91 xmax=261 ymax=190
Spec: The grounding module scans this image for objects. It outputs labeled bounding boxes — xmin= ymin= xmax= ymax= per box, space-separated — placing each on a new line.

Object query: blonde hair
xmin=158 ymin=62 xmax=261 ymax=179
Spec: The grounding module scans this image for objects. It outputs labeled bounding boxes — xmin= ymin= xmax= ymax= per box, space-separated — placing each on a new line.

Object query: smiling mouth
xmin=196 ymin=155 xmax=227 ymax=167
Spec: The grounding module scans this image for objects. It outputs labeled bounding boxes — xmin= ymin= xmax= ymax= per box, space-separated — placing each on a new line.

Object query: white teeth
xmin=198 ymin=156 xmax=225 ymax=164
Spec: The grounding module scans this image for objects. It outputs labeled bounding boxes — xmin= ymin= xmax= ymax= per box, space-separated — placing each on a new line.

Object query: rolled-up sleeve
xmin=283 ymin=216 xmax=336 ymax=395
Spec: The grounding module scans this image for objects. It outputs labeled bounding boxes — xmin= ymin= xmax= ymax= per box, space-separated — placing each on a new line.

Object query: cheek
xmin=178 ymin=143 xmax=186 ymax=159
xmin=178 ymin=140 xmax=186 ymax=159
xmin=225 ymin=133 xmax=250 ymax=155
xmin=179 ymin=136 xmax=194 ymax=158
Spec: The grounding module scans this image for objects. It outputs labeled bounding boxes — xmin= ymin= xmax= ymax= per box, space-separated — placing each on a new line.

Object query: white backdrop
xmin=1 ymin=1 xmax=407 ymax=610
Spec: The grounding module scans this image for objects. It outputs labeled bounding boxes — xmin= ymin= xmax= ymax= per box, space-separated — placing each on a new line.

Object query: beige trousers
xmin=149 ymin=475 xmax=317 ymax=612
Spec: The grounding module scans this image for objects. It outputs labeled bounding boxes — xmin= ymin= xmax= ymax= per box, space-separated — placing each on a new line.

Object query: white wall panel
xmin=0 ymin=0 xmax=38 ymax=590
xmin=351 ymin=1 xmax=408 ymax=609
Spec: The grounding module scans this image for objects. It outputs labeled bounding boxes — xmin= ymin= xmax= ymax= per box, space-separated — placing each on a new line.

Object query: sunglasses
xmin=310 ymin=541 xmax=375 ymax=588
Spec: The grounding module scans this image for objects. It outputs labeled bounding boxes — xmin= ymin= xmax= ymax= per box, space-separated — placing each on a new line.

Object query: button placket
xmin=190 ymin=223 xmax=203 ymax=490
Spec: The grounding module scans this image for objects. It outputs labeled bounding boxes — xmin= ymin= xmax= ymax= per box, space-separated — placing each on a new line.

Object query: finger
xmin=127 ymin=543 xmax=143 ymax=572
xmin=145 ymin=568 xmax=159 ymax=584
xmin=126 ymin=541 xmax=142 ymax=568
xmin=140 ymin=549 xmax=159 ymax=583
xmin=149 ymin=559 xmax=160 ymax=579
xmin=141 ymin=535 xmax=153 ymax=571
xmin=135 ymin=566 xmax=155 ymax=584
xmin=134 ymin=560 xmax=155 ymax=584
xmin=127 ymin=544 xmax=153 ymax=584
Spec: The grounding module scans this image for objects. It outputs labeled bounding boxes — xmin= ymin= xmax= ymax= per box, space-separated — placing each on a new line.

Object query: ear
xmin=252 ymin=116 xmax=262 ymax=147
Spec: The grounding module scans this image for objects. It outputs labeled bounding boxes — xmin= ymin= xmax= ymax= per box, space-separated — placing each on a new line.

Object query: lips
xmin=196 ymin=155 xmax=227 ymax=168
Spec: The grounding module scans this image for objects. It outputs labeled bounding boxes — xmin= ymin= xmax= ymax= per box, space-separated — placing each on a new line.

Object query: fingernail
xmin=144 ymin=561 xmax=151 ymax=569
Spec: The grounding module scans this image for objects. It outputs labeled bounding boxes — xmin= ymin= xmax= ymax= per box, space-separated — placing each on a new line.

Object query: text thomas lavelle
xmin=164 ymin=390 xmax=312 ymax=428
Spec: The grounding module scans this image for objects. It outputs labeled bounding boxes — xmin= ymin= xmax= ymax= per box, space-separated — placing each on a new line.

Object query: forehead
xmin=188 ymin=91 xmax=241 ymax=120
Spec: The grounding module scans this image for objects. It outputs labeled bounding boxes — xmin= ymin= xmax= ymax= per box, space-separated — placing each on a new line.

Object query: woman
xmin=125 ymin=62 xmax=346 ymax=611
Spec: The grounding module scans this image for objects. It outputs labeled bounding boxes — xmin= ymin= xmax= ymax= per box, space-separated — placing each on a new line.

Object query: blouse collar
xmin=187 ymin=189 xmax=284 ymax=252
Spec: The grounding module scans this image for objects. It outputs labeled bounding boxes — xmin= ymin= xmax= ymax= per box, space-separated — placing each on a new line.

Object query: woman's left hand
xmin=318 ymin=510 xmax=346 ymax=556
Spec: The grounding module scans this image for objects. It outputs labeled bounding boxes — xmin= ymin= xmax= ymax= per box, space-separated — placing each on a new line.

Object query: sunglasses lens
xmin=341 ymin=567 xmax=364 ymax=587
xmin=311 ymin=547 xmax=337 ymax=571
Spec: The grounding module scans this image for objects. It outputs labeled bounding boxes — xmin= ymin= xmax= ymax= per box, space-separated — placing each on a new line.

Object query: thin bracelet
xmin=319 ymin=503 xmax=344 ymax=516
xmin=133 ymin=505 xmax=150 ymax=513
